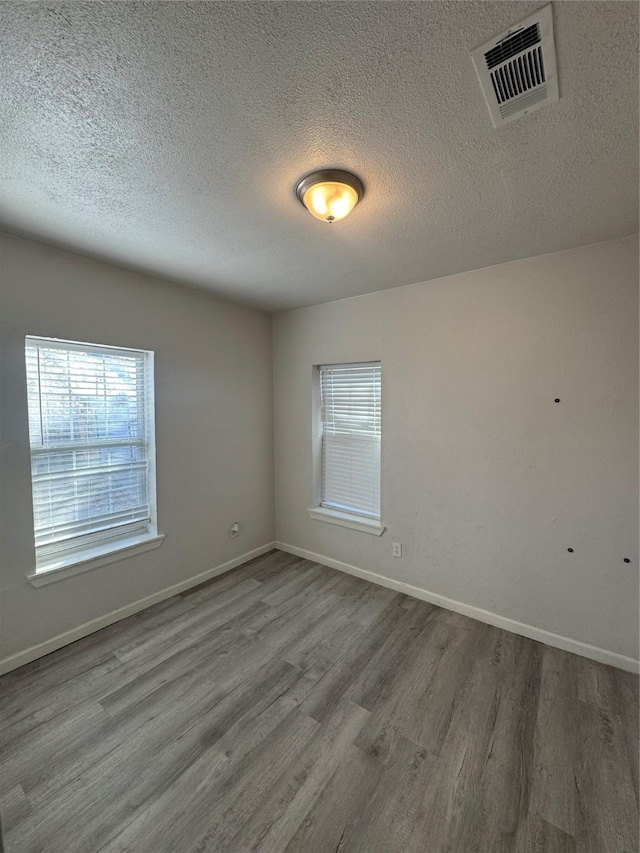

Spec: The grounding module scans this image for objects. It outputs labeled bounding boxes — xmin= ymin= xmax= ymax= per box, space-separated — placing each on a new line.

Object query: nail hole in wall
xmin=554 ymin=398 xmax=561 ymax=403
xmin=567 ymin=547 xmax=574 ymax=553
xmin=624 ymin=558 xmax=631 ymax=563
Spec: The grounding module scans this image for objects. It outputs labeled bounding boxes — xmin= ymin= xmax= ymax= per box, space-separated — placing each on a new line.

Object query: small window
xmin=319 ymin=362 xmax=381 ymax=520
xmin=25 ymin=336 xmax=157 ymax=573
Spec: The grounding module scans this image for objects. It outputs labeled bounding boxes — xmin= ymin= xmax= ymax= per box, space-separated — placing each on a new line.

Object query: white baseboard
xmin=0 ymin=542 xmax=276 ymax=676
xmin=4 ymin=540 xmax=637 ymax=677
xmin=276 ymin=541 xmax=640 ymax=675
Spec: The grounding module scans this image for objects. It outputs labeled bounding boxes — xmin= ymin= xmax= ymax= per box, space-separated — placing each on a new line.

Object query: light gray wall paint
xmin=0 ymin=232 xmax=274 ymax=661
xmin=274 ymin=235 xmax=639 ymax=660
xmin=2 ymin=231 xmax=638 ymax=666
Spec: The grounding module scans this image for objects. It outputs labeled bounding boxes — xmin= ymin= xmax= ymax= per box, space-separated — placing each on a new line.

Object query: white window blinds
xmin=25 ymin=337 xmax=155 ymax=568
xmin=320 ymin=362 xmax=381 ymax=520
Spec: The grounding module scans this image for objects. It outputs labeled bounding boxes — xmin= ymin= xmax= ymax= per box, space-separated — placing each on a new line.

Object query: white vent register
xmin=472 ymin=3 xmax=559 ymax=127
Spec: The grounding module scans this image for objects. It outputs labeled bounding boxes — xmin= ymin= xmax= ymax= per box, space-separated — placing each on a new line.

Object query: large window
xmin=319 ymin=362 xmax=381 ymax=521
xmin=25 ymin=336 xmax=157 ymax=573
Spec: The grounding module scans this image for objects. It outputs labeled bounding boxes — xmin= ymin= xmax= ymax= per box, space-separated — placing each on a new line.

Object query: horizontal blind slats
xmin=37 ymin=519 xmax=150 ymax=559
xmin=320 ymin=362 xmax=381 ymax=520
xmin=30 ymin=438 xmax=147 ymax=455
xmin=31 ymin=460 xmax=148 ymax=483
xmin=35 ymin=509 xmax=150 ymax=545
xmin=25 ymin=336 xmax=153 ymax=564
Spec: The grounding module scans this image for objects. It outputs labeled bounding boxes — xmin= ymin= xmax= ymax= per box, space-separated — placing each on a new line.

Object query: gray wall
xmin=2 ymin=231 xmax=638 ymax=668
xmin=0 ymin=232 xmax=274 ymax=663
xmin=274 ymin=235 xmax=639 ymax=660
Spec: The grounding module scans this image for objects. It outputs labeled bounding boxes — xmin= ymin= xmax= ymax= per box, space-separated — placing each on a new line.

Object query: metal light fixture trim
xmin=295 ymin=169 xmax=365 ymax=223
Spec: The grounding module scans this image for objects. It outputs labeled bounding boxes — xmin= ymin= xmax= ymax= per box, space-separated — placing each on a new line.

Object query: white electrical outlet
xmin=392 ymin=542 xmax=402 ymax=558
xmin=229 ymin=522 xmax=240 ymax=539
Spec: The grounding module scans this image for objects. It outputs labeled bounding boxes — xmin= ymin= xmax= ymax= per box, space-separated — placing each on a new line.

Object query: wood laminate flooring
xmin=0 ymin=550 xmax=638 ymax=852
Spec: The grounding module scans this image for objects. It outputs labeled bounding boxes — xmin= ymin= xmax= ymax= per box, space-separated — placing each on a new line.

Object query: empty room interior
xmin=0 ymin=1 xmax=638 ymax=851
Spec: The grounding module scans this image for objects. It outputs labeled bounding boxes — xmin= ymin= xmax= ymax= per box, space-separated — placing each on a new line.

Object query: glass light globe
xmin=302 ymin=181 xmax=360 ymax=223
xmin=296 ymin=170 xmax=364 ymax=223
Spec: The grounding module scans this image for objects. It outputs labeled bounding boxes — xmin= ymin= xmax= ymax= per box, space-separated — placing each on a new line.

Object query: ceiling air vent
xmin=471 ymin=3 xmax=559 ymax=127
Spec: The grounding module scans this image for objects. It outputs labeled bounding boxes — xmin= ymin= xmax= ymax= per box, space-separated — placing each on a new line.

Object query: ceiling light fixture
xmin=295 ymin=169 xmax=364 ymax=223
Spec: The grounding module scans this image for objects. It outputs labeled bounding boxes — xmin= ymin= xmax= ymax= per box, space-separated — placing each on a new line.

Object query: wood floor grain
xmin=1 ymin=550 xmax=637 ymax=852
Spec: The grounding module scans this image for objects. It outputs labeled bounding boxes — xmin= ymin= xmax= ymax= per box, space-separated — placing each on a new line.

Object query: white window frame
xmin=308 ymin=361 xmax=384 ymax=536
xmin=25 ymin=336 xmax=163 ymax=585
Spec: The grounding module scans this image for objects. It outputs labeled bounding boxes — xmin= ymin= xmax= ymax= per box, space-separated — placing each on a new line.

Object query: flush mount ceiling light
xmin=295 ymin=169 xmax=364 ymax=223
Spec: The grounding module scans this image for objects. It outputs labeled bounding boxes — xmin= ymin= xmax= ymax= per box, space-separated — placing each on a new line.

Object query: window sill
xmin=307 ymin=507 xmax=385 ymax=536
xmin=27 ymin=533 xmax=165 ymax=587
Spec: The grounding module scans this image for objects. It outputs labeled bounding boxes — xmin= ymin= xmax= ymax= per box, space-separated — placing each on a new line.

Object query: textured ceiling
xmin=1 ymin=1 xmax=638 ymax=311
